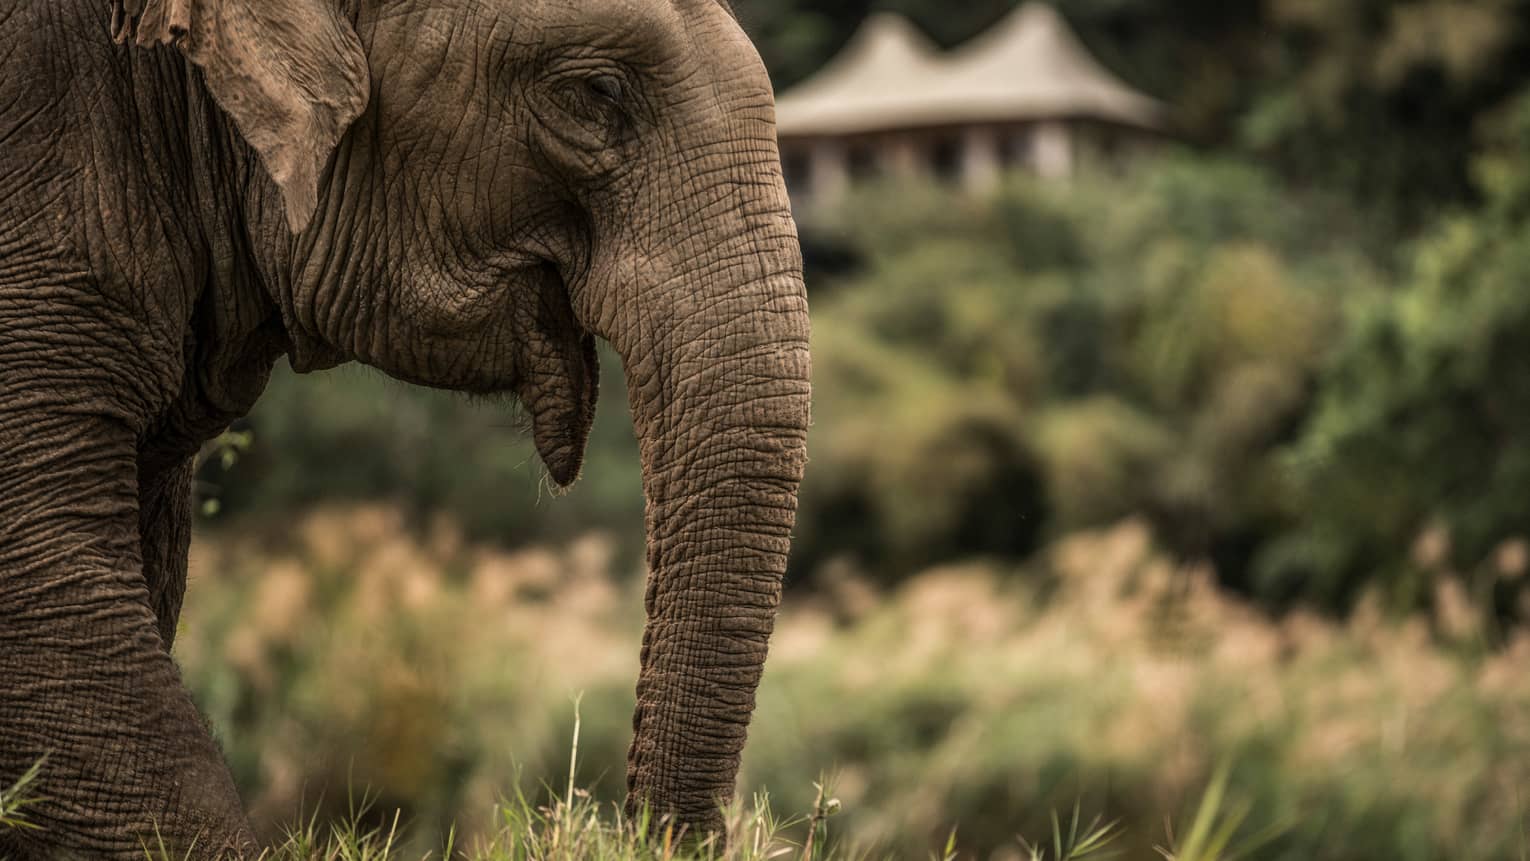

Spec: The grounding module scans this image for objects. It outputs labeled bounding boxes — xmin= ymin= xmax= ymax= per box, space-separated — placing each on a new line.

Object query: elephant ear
xmin=110 ymin=0 xmax=369 ymax=232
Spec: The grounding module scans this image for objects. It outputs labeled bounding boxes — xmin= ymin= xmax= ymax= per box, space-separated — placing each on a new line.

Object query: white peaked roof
xmin=775 ymin=3 xmax=1165 ymax=138
xmin=772 ymin=14 xmax=944 ymax=138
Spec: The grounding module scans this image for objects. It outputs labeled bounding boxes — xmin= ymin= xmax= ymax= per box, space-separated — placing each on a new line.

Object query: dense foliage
xmin=1274 ymin=89 xmax=1530 ymax=615
xmin=795 ymin=159 xmax=1372 ymax=591
xmin=800 ymin=115 xmax=1530 ymax=619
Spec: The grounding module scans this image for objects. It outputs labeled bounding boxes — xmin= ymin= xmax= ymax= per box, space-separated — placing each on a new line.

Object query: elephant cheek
xmin=519 ymin=330 xmax=599 ymax=487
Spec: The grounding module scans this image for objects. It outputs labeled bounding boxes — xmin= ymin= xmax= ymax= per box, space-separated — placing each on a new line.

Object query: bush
xmin=793 ymin=156 xmax=1376 ymax=593
xmin=1270 ymin=90 xmax=1530 ymax=616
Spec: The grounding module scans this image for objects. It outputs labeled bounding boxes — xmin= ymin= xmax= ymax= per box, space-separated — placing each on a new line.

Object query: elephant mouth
xmin=517 ymin=262 xmax=600 ymax=488
xmin=527 ymin=329 xmax=599 ymax=487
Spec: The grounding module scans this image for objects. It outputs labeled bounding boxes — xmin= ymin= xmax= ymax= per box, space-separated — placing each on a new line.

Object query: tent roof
xmin=775 ymin=4 xmax=1165 ymax=139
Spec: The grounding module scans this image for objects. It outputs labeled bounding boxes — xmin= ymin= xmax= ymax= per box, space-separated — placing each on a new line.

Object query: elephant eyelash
xmin=554 ymin=76 xmax=631 ymax=137
xmin=588 ymin=74 xmax=624 ymax=105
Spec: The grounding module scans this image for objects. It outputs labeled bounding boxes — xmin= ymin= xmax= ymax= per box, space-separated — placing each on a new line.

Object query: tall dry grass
xmin=173 ymin=507 xmax=1530 ymax=859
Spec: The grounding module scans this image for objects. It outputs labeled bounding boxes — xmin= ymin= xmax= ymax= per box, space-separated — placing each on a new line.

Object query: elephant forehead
xmin=522 ymin=0 xmax=747 ymax=64
xmin=675 ymin=0 xmax=739 ymax=23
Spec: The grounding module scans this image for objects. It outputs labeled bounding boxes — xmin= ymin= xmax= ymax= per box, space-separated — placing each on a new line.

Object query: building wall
xmin=780 ymin=119 xmax=1159 ymax=207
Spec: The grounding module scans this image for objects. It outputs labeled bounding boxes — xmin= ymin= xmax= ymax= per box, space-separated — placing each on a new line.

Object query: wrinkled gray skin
xmin=0 ymin=0 xmax=809 ymax=856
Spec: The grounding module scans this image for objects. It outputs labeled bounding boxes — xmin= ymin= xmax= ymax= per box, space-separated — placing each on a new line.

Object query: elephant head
xmin=116 ymin=0 xmax=811 ymax=834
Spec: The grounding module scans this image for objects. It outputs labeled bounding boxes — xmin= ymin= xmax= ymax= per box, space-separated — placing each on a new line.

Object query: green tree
xmin=1270 ymin=86 xmax=1530 ymax=615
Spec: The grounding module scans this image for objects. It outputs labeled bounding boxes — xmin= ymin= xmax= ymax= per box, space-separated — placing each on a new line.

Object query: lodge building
xmin=774 ymin=4 xmax=1166 ymax=205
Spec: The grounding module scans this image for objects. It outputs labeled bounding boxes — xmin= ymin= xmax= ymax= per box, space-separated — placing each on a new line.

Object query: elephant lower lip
xmin=541 ymin=445 xmax=584 ymax=486
xmin=522 ymin=330 xmax=598 ymax=488
xmin=531 ymin=406 xmax=592 ymax=487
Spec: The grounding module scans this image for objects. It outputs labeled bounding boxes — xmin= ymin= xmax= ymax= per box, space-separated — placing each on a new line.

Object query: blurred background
xmin=181 ymin=1 xmax=1530 ymax=857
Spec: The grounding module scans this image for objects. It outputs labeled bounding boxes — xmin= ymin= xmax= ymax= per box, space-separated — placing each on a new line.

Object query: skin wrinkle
xmin=3 ymin=0 xmax=806 ymax=854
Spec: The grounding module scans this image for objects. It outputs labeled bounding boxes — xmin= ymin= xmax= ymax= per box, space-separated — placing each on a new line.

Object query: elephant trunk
xmin=608 ymin=191 xmax=810 ymax=830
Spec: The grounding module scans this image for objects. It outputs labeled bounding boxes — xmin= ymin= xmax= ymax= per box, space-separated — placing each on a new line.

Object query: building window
xmin=1000 ymin=130 xmax=1032 ymax=169
xmin=847 ymin=143 xmax=878 ymax=181
xmin=782 ymin=151 xmax=813 ymax=194
xmin=930 ymin=137 xmax=962 ymax=182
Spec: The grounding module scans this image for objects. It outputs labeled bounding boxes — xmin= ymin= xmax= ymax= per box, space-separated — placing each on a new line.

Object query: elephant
xmin=0 ymin=0 xmax=810 ymax=856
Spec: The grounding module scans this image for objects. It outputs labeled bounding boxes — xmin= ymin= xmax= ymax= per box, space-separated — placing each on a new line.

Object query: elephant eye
xmin=551 ymin=72 xmax=629 ymax=131
xmin=588 ymin=74 xmax=624 ymax=105
xmin=538 ymin=68 xmax=637 ymax=161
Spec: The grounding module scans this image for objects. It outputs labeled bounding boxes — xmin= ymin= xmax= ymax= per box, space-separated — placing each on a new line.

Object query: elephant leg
xmin=0 ymin=410 xmax=252 ymax=859
xmin=138 ymin=455 xmax=196 ymax=651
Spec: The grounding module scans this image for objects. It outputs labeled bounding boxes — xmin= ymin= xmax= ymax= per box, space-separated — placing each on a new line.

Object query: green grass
xmin=248 ymin=787 xmax=820 ymax=861
xmin=1017 ymin=801 xmax=1121 ymax=861
xmin=0 ymin=718 xmax=1276 ymax=861
xmin=0 ymin=756 xmax=44 ymax=833
xmin=0 ymin=748 xmax=1290 ymax=861
xmin=0 ymin=773 xmax=1178 ymax=861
